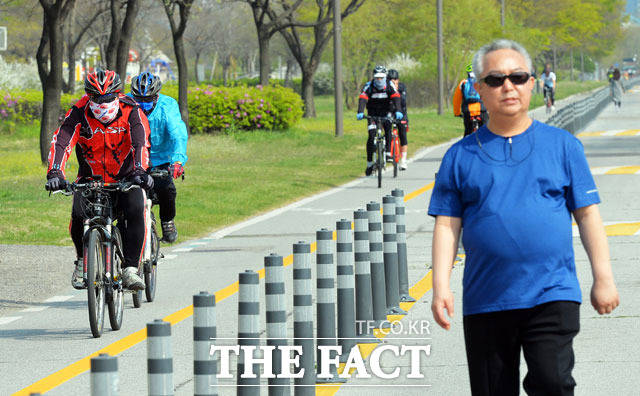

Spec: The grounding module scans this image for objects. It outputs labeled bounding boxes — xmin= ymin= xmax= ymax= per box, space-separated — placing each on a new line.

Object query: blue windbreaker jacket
xmin=127 ymin=93 xmax=188 ymax=166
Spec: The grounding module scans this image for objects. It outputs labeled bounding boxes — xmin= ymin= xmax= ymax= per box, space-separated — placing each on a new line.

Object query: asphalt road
xmin=1 ymin=90 xmax=639 ymax=396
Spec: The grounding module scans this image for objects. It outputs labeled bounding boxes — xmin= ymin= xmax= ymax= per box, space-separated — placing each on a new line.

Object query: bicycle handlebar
xmin=48 ymin=179 xmax=140 ymax=196
xmin=148 ymin=168 xmax=170 ymax=179
xmin=364 ymin=115 xmax=401 ymax=125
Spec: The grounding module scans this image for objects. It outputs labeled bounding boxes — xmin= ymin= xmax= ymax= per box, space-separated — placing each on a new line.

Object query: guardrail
xmin=546 ymin=77 xmax=640 ymax=134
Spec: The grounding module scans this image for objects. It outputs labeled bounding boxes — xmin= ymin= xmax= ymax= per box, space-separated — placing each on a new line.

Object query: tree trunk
xmin=116 ymin=0 xmax=140 ymax=78
xmin=257 ymin=29 xmax=270 ymax=86
xmin=67 ymin=48 xmax=76 ymax=94
xmin=570 ymin=48 xmax=574 ymax=81
xmin=194 ymin=52 xmax=200 ymax=84
xmin=173 ymin=35 xmax=190 ymax=132
xmin=106 ymin=0 xmax=120 ymax=69
xmin=210 ymin=51 xmax=218 ymax=80
xmin=37 ymin=2 xmax=73 ymax=164
xmin=580 ymin=47 xmax=584 ymax=81
xmin=301 ymin=67 xmax=315 ymax=118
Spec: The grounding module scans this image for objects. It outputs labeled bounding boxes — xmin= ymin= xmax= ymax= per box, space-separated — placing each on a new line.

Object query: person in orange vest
xmin=453 ymin=63 xmax=489 ymax=136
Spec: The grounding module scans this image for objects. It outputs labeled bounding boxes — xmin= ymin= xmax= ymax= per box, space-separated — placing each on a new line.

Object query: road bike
xmin=365 ymin=115 xmax=398 ymax=188
xmin=49 ymin=178 xmax=136 ymax=338
xmin=131 ymin=168 xmax=166 ymax=308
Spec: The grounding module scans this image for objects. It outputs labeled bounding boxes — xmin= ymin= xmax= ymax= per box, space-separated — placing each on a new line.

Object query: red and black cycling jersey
xmin=47 ymin=94 xmax=151 ymax=182
xmin=389 ymin=81 xmax=408 ymax=121
xmin=357 ymin=79 xmax=401 ymax=117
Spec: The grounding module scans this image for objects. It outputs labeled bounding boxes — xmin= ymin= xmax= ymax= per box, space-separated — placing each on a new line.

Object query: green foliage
xmin=0 ymin=90 xmax=84 ymax=132
xmin=186 ymin=84 xmax=304 ymax=134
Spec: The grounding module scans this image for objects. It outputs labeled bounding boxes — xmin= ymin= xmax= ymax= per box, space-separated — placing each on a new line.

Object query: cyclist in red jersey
xmin=46 ymin=68 xmax=152 ymax=291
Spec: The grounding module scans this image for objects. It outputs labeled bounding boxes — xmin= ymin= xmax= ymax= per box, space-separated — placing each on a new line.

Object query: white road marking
xmin=161 ymin=254 xmax=177 ymax=260
xmin=20 ymin=307 xmax=49 ymax=313
xmin=43 ymin=296 xmax=74 ymax=303
xmin=0 ymin=317 xmax=21 ymax=326
xmin=172 ymin=247 xmax=193 ymax=252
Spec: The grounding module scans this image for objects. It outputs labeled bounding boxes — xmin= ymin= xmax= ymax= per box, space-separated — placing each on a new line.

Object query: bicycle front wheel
xmin=145 ymin=213 xmax=159 ymax=302
xmin=108 ymin=226 xmax=124 ymax=331
xmin=392 ymin=136 xmax=399 ymax=178
xmin=86 ymin=229 xmax=106 ymax=338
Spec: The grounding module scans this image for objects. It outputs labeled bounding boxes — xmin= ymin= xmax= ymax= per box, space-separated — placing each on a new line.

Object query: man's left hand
xmin=591 ymin=278 xmax=620 ymax=314
xmin=170 ymin=163 xmax=184 ymax=179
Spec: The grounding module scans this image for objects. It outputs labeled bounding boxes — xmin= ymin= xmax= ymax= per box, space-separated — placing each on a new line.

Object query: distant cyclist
xmin=357 ymin=65 xmax=402 ymax=176
xmin=387 ymin=69 xmax=409 ymax=170
xmin=128 ymin=72 xmax=188 ymax=244
xmin=452 ymin=63 xmax=488 ymax=136
xmin=45 ymin=68 xmax=152 ymax=291
xmin=540 ymin=63 xmax=556 ymax=111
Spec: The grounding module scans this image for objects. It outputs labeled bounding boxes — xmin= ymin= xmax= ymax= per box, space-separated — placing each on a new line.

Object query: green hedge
xmin=1 ymin=84 xmax=304 ymax=134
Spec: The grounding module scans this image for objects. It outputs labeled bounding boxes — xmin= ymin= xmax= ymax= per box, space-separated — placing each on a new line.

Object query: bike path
xmin=3 ymin=90 xmax=640 ymax=395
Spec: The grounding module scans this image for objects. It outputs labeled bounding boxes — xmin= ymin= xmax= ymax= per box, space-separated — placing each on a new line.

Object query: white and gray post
xmin=366 ymin=202 xmax=391 ymax=328
xmin=147 ymin=319 xmax=174 ymax=396
xmin=392 ymin=189 xmax=416 ymax=302
xmin=90 ymin=353 xmax=118 ymax=396
xmin=383 ymin=195 xmax=407 ymax=315
xmin=353 ymin=209 xmax=379 ymax=342
xmin=238 ymin=270 xmax=260 ymax=396
xmin=336 ymin=219 xmax=357 ymax=361
xmin=292 ymin=241 xmax=315 ymax=395
xmin=316 ymin=228 xmax=345 ymax=383
xmin=193 ymin=292 xmax=218 ymax=396
xmin=265 ymin=254 xmax=290 ymax=396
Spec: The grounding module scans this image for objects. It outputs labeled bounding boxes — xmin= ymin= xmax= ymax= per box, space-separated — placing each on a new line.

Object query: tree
xmin=273 ymin=0 xmax=365 ymax=117
xmin=162 ymin=0 xmax=194 ymax=131
xmin=244 ymin=0 xmax=304 ymax=86
xmin=105 ymin=0 xmax=141 ymax=77
xmin=36 ymin=0 xmax=76 ymax=164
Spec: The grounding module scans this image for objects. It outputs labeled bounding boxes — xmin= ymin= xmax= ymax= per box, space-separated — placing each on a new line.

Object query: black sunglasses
xmin=91 ymin=93 xmax=118 ymax=104
xmin=133 ymin=95 xmax=157 ymax=103
xmin=480 ymin=72 xmax=531 ymax=87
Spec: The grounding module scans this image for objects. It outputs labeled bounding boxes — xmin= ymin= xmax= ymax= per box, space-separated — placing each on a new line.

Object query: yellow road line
xmin=604 ymin=222 xmax=640 ymax=236
xmin=577 ymin=131 xmax=605 ymax=136
xmin=605 ymin=165 xmax=640 ymax=175
xmin=14 ymin=182 xmax=436 ymax=395
xmin=577 ymin=129 xmax=640 ymax=137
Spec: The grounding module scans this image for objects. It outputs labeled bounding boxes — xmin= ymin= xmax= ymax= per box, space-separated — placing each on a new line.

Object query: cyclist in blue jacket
xmin=129 ymin=72 xmax=188 ymax=243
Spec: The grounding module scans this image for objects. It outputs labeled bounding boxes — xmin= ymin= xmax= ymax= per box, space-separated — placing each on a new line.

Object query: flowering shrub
xmin=0 ymin=57 xmax=41 ymax=90
xmin=186 ymin=84 xmax=304 ymax=134
xmin=0 ymin=90 xmax=82 ymax=130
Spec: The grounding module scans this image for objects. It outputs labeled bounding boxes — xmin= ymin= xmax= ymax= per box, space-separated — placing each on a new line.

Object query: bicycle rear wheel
xmin=108 ymin=227 xmax=124 ymax=331
xmin=145 ymin=212 xmax=159 ymax=302
xmin=86 ymin=229 xmax=106 ymax=338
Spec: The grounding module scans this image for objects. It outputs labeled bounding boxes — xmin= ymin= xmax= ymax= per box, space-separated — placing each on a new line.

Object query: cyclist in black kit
xmin=356 ymin=65 xmax=403 ymax=176
xmin=387 ymin=69 xmax=409 ymax=170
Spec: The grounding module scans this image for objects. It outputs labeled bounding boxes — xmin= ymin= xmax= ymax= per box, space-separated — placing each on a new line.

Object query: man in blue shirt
xmin=428 ymin=39 xmax=619 ymax=396
xmin=129 ymin=72 xmax=188 ymax=243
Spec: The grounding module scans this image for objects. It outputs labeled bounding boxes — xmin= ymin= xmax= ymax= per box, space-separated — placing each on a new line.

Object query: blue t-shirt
xmin=428 ymin=121 xmax=600 ymax=315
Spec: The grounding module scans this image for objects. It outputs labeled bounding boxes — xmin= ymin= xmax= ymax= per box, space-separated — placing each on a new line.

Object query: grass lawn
xmin=0 ymin=81 xmax=603 ymax=246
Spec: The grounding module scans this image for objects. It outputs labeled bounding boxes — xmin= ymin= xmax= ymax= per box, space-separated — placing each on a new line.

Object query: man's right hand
xmin=45 ymin=177 xmax=66 ymax=191
xmin=431 ymin=286 xmax=455 ymax=331
xmin=356 ymin=113 xmax=364 ymax=120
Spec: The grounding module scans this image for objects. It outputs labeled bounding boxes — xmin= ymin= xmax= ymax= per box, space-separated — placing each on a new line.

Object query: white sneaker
xmin=122 ymin=267 xmax=145 ymax=290
xmin=400 ymin=160 xmax=408 ymax=170
xmin=71 ymin=259 xmax=84 ymax=290
xmin=551 ymin=105 xmax=556 ymax=111
xmin=386 ymin=153 xmax=393 ymax=163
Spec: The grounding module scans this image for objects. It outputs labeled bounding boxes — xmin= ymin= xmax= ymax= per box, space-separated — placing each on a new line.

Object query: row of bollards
xmin=87 ymin=189 xmax=413 ymax=395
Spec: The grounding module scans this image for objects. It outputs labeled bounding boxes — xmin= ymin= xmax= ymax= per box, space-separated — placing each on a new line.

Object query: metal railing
xmin=546 ymin=77 xmax=640 ymax=134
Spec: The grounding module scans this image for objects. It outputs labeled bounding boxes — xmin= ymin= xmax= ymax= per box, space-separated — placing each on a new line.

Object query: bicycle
xmin=389 ymin=121 xmax=401 ymax=178
xmin=543 ymin=85 xmax=553 ymax=114
xmin=365 ymin=115 xmax=397 ymax=188
xmin=48 ymin=178 xmax=137 ymax=338
xmin=131 ymin=168 xmax=167 ymax=308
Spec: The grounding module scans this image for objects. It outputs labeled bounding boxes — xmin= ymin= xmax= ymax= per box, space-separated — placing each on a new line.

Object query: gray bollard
xmin=193 ymin=292 xmax=218 ymax=396
xmin=91 ymin=353 xmax=118 ymax=396
xmin=293 ymin=242 xmax=315 ymax=396
xmin=147 ymin=320 xmax=173 ymax=396
xmin=238 ymin=270 xmax=260 ymax=396
xmin=366 ymin=202 xmax=391 ymax=329
xmin=336 ymin=219 xmax=357 ymax=361
xmin=383 ymin=195 xmax=407 ymax=315
xmin=316 ymin=229 xmax=346 ymax=383
xmin=392 ymin=189 xmax=416 ymax=303
xmin=265 ymin=254 xmax=290 ymax=396
xmin=353 ymin=209 xmax=380 ymax=342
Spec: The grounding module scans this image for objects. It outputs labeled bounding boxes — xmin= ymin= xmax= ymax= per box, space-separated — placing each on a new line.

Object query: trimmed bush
xmin=184 ymin=84 xmax=304 ymax=134
xmin=1 ymin=84 xmax=303 ymax=134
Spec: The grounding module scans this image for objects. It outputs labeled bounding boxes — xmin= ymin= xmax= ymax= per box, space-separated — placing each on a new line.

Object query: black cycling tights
xmin=150 ymin=163 xmax=178 ymax=223
xmin=366 ymin=119 xmax=392 ymax=161
xmin=70 ymin=188 xmax=145 ymax=269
